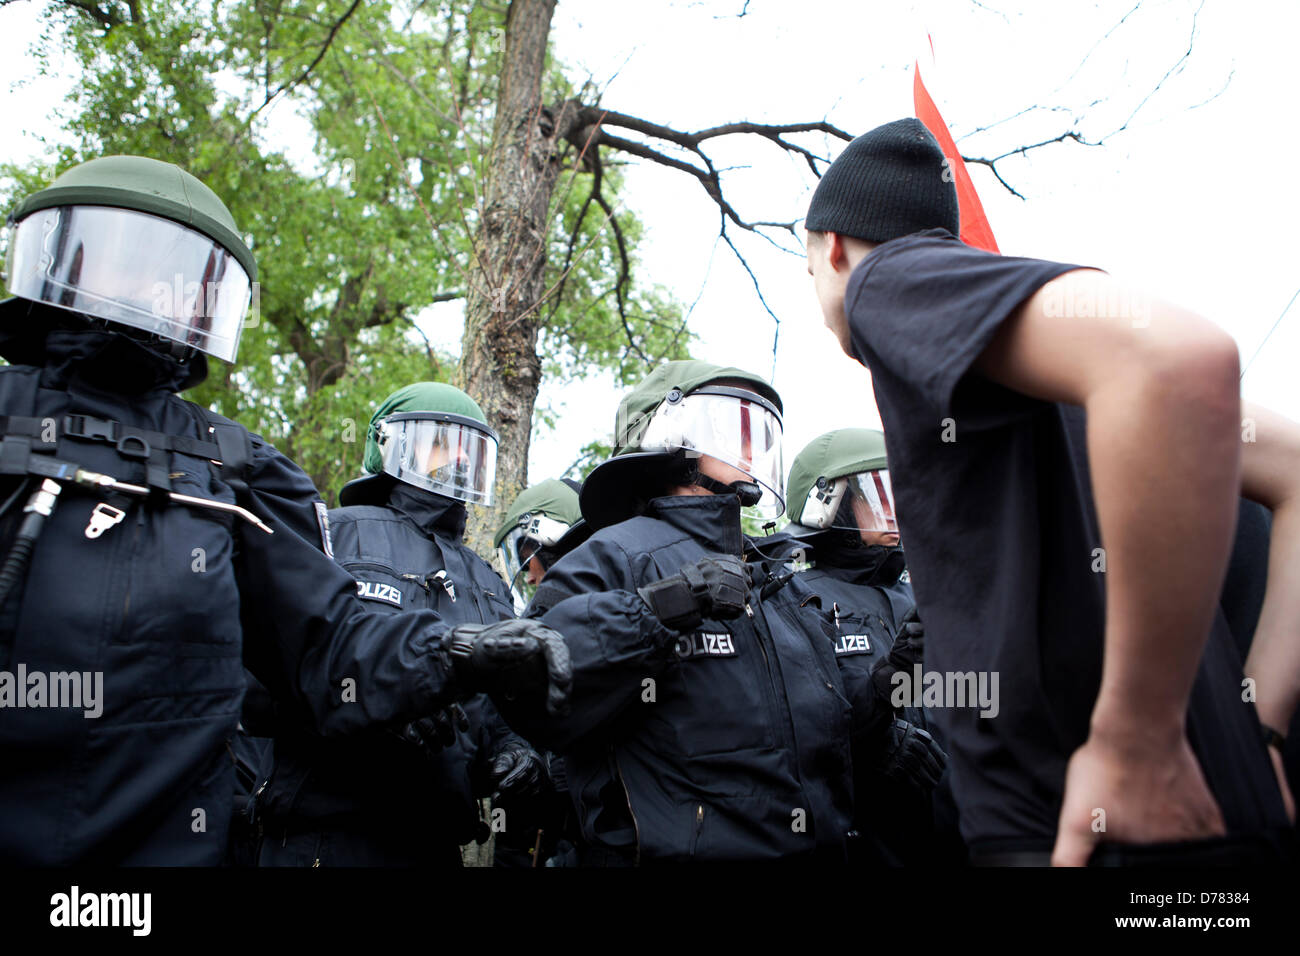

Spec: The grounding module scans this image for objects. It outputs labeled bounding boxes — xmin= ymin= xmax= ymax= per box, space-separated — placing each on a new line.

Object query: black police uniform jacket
xmin=792 ymin=542 xmax=957 ymax=865
xmin=256 ymin=479 xmax=523 ymax=854
xmin=0 ymin=302 xmax=461 ymax=865
xmin=510 ymin=494 xmax=859 ymax=863
xmin=794 ymin=543 xmax=919 ymax=733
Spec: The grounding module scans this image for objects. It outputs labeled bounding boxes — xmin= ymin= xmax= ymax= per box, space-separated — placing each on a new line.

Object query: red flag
xmin=913 ymin=62 xmax=999 ymax=253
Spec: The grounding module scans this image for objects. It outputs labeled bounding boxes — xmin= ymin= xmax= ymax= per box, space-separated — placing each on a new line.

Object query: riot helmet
xmin=5 ymin=155 xmax=256 ymax=363
xmin=580 ymin=360 xmax=785 ymax=530
xmin=494 ymin=477 xmax=591 ymax=610
xmin=340 ymin=382 xmax=498 ymax=507
xmin=786 ymin=428 xmax=897 ymax=539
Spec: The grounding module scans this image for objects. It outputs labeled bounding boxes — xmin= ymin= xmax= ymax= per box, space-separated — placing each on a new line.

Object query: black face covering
xmin=0 ymin=299 xmax=208 ymax=393
xmin=861 ymin=543 xmax=906 ymax=585
xmin=814 ymin=528 xmax=906 ymax=586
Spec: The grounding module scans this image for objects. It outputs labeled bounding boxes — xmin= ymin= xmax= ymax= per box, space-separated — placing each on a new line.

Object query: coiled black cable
xmin=0 ymin=480 xmax=62 ymax=608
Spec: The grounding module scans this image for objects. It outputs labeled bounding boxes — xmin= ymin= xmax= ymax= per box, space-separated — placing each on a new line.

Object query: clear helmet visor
xmin=641 ymin=387 xmax=785 ymax=519
xmin=839 ymin=469 xmax=897 ymax=533
xmin=497 ymin=513 xmax=571 ymax=609
xmin=376 ymin=413 xmax=498 ymax=505
xmin=5 ymin=205 xmax=251 ymax=362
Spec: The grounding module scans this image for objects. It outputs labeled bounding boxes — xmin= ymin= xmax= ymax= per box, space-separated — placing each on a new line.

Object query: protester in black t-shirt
xmin=803 ymin=118 xmax=1300 ymax=865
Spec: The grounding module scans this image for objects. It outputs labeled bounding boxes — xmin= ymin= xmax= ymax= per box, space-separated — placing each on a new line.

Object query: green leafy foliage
xmin=3 ymin=0 xmax=688 ymax=502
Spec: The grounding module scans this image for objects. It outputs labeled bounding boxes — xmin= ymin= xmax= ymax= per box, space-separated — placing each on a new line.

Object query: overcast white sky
xmin=3 ymin=0 xmax=1298 ymax=492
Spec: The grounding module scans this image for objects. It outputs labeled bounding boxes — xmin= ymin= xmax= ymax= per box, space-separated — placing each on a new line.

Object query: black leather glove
xmin=444 ymin=619 xmax=573 ymax=717
xmin=636 ymin=554 xmax=750 ymax=632
xmin=877 ymin=718 xmax=947 ymax=792
xmin=396 ymin=704 xmax=470 ymax=757
xmin=489 ymin=745 xmax=549 ymax=802
xmin=870 ymin=607 xmax=925 ymax=708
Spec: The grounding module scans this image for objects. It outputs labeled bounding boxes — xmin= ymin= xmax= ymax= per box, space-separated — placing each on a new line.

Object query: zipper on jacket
xmin=342 ymin=561 xmax=432 ymax=594
xmin=119 ymin=506 xmax=145 ymax=627
xmin=760 ymin=599 xmax=854 ymax=849
xmin=465 ymin=577 xmax=491 ymax=623
xmin=689 ymin=803 xmax=705 ymax=859
xmin=748 ymin=599 xmax=795 ymax=756
xmin=343 ymin=560 xmax=402 ymax=576
xmin=612 ymin=749 xmax=641 ymax=866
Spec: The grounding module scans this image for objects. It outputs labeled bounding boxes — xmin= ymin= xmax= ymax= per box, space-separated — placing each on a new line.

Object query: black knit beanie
xmin=806 ymin=118 xmax=959 ymax=243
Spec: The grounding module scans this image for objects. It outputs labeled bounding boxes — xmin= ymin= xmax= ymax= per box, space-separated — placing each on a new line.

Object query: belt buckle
xmin=63 ymin=414 xmax=116 ymax=442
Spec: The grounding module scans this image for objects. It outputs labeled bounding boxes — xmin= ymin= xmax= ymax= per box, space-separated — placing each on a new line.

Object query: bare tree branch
xmin=546 ymin=159 xmax=602 ymax=324
xmin=405 ymin=316 xmax=444 ymax=378
xmin=1115 ymin=0 xmax=1205 ymax=132
xmin=592 ymin=186 xmax=650 ymax=367
xmin=580 ymin=125 xmax=803 ymax=248
xmin=961 ymin=130 xmax=1101 ymax=200
xmin=251 ymin=0 xmax=363 ymax=116
xmin=720 ymin=216 xmax=782 ymax=377
xmin=961 ymin=0 xmax=1211 ymax=197
xmin=713 ymin=0 xmax=752 ymax=18
xmin=967 ymin=0 xmax=1010 ymax=23
xmin=570 ymin=108 xmax=847 ymax=187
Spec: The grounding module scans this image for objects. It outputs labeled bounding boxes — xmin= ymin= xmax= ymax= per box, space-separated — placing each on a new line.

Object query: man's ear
xmin=827 ymin=232 xmax=850 ymax=272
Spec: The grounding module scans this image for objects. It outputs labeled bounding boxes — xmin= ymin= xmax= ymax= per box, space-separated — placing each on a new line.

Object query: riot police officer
xmin=495 ymin=477 xmax=591 ymax=612
xmin=785 ymin=428 xmax=954 ymax=864
xmin=0 ymin=156 xmax=570 ymax=864
xmin=255 ymin=382 xmax=549 ymax=866
xmin=502 ymin=359 xmax=881 ymax=864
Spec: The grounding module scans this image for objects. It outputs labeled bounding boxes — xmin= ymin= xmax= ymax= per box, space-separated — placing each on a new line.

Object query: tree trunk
xmin=457 ymin=0 xmax=576 ymax=559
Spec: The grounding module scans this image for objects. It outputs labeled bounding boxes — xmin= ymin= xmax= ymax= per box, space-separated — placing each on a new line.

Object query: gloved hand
xmin=444 ymin=619 xmax=573 ymax=717
xmin=396 ymin=704 xmax=470 ymax=757
xmin=876 ymin=718 xmax=947 ymax=792
xmin=636 ymin=554 xmax=750 ymax=632
xmin=870 ymin=607 xmax=925 ymax=708
xmin=489 ymin=745 xmax=549 ymax=802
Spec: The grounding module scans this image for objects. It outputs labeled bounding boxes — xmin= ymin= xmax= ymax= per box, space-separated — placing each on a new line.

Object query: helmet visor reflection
xmin=840 ymin=469 xmax=897 ymax=534
xmin=377 ymin=413 xmax=498 ymax=505
xmin=641 ymin=386 xmax=785 ymax=518
xmin=5 ymin=205 xmax=251 ymax=361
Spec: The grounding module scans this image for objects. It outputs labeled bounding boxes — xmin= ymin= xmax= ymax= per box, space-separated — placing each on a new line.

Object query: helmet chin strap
xmin=691 ymin=471 xmax=763 ymax=507
xmin=81 ymin=314 xmax=197 ymax=364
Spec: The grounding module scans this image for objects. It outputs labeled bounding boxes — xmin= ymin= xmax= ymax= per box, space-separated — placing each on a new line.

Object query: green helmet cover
xmin=786 ymin=428 xmax=889 ymax=525
xmin=611 ymin=359 xmax=783 ymax=456
xmin=362 ymin=382 xmax=489 ymax=475
xmin=10 ymin=155 xmax=256 ymax=281
xmin=494 ymin=478 xmax=583 ymax=549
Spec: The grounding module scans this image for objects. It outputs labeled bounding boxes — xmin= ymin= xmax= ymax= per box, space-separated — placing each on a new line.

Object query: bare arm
xmin=1241 ymin=402 xmax=1300 ymax=819
xmin=973 ymin=269 xmax=1242 ymax=863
